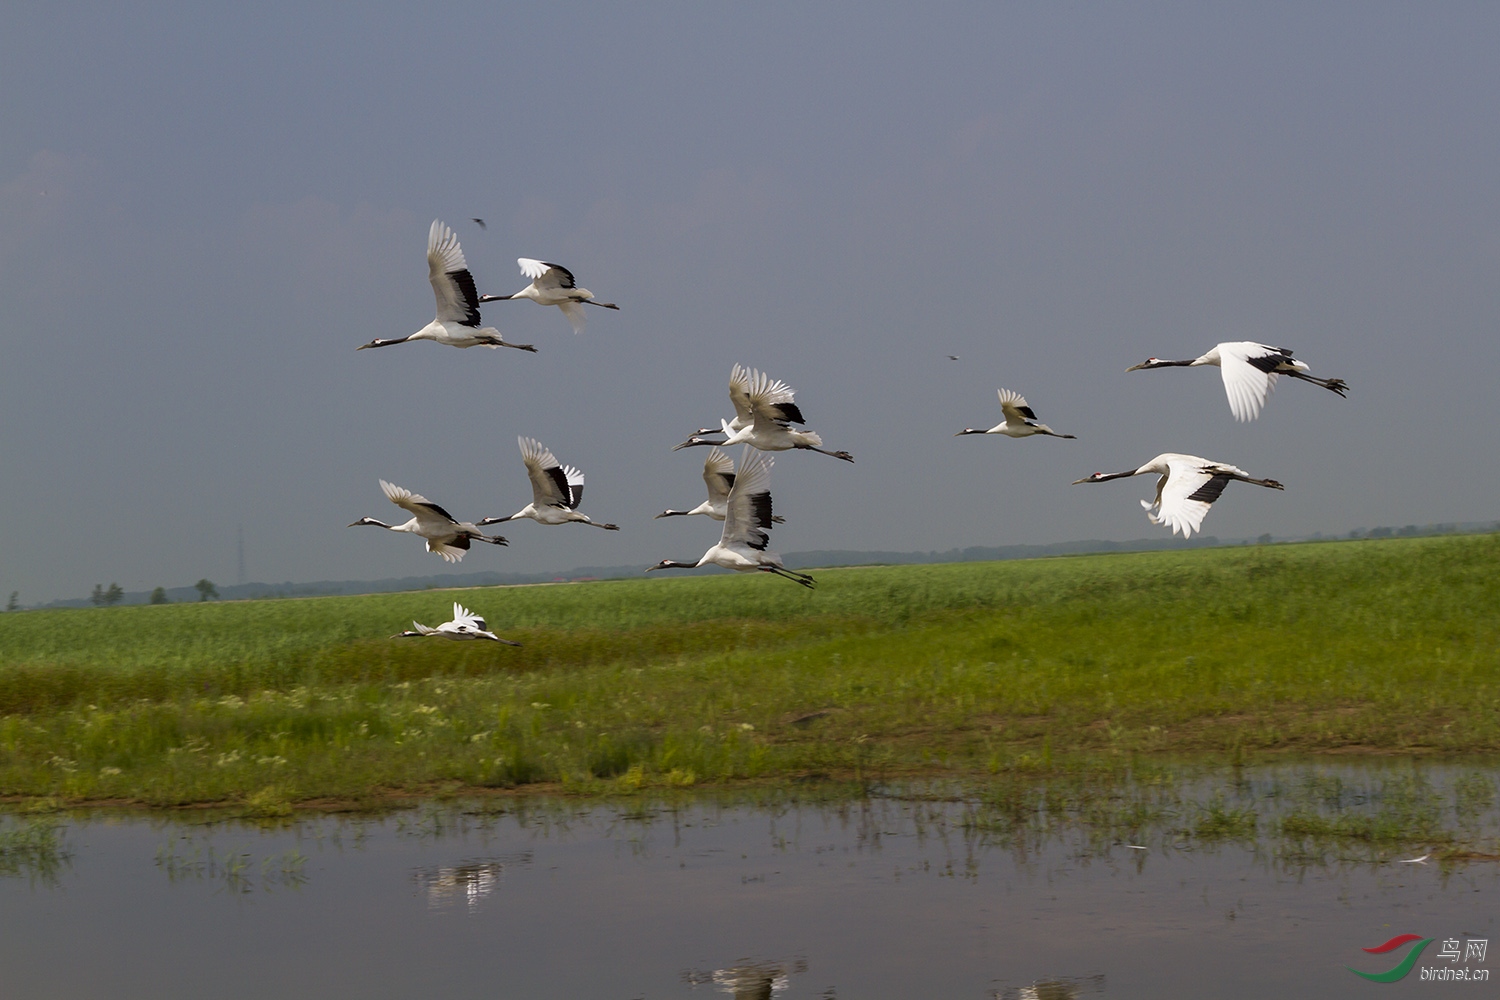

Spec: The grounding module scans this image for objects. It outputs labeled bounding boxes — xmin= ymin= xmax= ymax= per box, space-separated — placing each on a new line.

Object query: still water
xmin=2 ymin=775 xmax=1497 ymax=998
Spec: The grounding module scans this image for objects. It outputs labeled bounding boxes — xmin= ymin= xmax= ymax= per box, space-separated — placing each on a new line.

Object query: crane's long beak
xmin=1124 ymin=362 xmax=1148 ymax=372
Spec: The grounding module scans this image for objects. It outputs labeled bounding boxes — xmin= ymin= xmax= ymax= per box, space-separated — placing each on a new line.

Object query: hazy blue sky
xmin=3 ymin=3 xmax=1497 ymax=604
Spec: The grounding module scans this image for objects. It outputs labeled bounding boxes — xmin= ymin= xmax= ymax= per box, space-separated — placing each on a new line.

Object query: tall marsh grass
xmin=1 ymin=534 xmax=1497 ymax=807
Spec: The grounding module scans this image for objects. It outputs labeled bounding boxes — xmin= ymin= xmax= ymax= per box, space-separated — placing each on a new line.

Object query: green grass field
xmin=1 ymin=534 xmax=1496 ymax=810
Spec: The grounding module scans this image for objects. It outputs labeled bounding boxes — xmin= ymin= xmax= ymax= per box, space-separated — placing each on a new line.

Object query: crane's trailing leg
xmin=1285 ymin=370 xmax=1349 ymax=397
xmin=480 ymin=333 xmax=537 ymax=353
xmin=762 ymin=565 xmax=815 ymax=588
xmin=1232 ymin=474 xmax=1285 ymax=490
xmin=797 ymin=444 xmax=854 ymax=463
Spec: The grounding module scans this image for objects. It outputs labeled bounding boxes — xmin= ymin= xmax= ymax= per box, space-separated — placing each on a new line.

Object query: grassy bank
xmin=1 ymin=534 xmax=1497 ymax=809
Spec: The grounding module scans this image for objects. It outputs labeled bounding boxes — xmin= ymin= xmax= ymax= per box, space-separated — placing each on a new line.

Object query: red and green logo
xmin=1348 ymin=934 xmax=1434 ymax=983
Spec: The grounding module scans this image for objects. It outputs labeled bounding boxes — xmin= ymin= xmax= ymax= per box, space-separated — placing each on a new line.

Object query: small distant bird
xmin=480 ymin=437 xmax=620 ymax=530
xmin=647 ymin=448 xmax=814 ymax=587
xmin=392 ymin=602 xmax=520 ymax=645
xmin=348 ymin=480 xmax=507 ymax=562
xmin=478 ymin=259 xmax=618 ymax=334
xmin=655 ymin=446 xmax=784 ymax=523
xmin=357 ymin=220 xmax=535 ymax=353
xmin=1072 ymin=453 xmax=1284 ymax=537
xmin=1126 ymin=342 xmax=1347 ymax=421
xmin=470 ymin=218 xmax=486 ymax=230
xmin=955 ymin=388 xmax=1076 ymax=439
xmin=673 ymin=365 xmax=853 ymax=462
xmin=947 ymin=355 xmax=960 ymax=361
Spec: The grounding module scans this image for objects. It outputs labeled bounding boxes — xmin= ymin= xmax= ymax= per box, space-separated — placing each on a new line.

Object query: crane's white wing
xmin=721 ymin=448 xmax=774 ymax=551
xmin=745 ymin=367 xmax=804 ymax=424
xmin=428 ymin=220 xmax=481 ymax=327
xmin=727 ymin=364 xmax=756 ymax=425
xmin=380 ymin=479 xmax=460 ymax=525
xmin=518 ymin=258 xmax=577 ymax=289
xmin=1216 ymin=342 xmax=1283 ymax=422
xmin=702 ymin=447 xmax=736 ymax=503
xmin=518 ymin=436 xmax=572 ymax=507
xmin=729 ymin=365 xmax=800 ymax=427
xmin=560 ymin=465 xmax=585 ymax=510
xmin=996 ymin=388 xmax=1037 ymax=428
xmin=450 ymin=603 xmax=489 ymax=632
xmin=557 ymin=300 xmax=586 ymax=334
xmin=412 ymin=620 xmax=439 ymax=635
xmin=427 ymin=538 xmax=468 ymax=562
xmin=1147 ymin=457 xmax=1249 ymax=537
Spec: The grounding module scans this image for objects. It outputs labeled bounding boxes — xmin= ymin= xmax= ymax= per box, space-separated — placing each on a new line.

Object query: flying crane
xmin=1125 ymin=342 xmax=1346 ymax=421
xmin=1071 ymin=453 xmax=1284 ymax=538
xmin=357 ymin=220 xmax=536 ymax=353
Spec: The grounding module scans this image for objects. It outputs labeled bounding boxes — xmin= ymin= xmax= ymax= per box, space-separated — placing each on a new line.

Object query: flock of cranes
xmin=349 ymin=218 xmax=1350 ymax=639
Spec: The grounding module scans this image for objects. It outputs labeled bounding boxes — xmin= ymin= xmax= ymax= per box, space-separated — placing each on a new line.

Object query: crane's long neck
xmin=355 ymin=334 xmax=416 ymax=350
xmin=1094 ymin=469 xmax=1143 ymax=483
xmin=647 ymin=559 xmax=700 ymax=571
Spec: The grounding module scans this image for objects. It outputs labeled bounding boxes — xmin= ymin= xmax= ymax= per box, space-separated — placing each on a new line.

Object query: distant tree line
xmin=90 ymin=583 xmax=124 ymax=607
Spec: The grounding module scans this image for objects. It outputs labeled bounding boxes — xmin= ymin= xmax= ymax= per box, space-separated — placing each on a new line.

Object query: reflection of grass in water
xmin=154 ymin=838 xmax=307 ymax=893
xmin=951 ymin=764 xmax=1500 ymax=862
xmin=0 ymin=817 xmax=71 ymax=885
xmin=0 ymin=534 xmax=1497 ymax=808
xmin=1278 ymin=772 xmax=1453 ymax=846
xmin=1191 ymin=799 xmax=1259 ymax=840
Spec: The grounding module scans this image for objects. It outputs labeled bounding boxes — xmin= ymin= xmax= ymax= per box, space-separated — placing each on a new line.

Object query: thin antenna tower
xmin=237 ymin=525 xmax=246 ymax=586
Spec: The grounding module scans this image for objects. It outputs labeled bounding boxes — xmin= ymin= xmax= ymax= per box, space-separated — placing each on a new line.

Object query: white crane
xmin=479 ymin=437 xmax=620 ymax=530
xmin=955 ymin=388 xmax=1076 ymax=439
xmin=392 ymin=602 xmax=521 ymax=645
xmin=357 ymin=220 xmax=536 ymax=353
xmin=348 ymin=480 xmax=507 ymax=562
xmin=478 ymin=258 xmax=619 ymax=334
xmin=655 ymin=446 xmax=785 ymax=522
xmin=647 ymin=448 xmax=814 ymax=587
xmin=672 ymin=363 xmax=796 ymax=445
xmin=1071 ymin=453 xmax=1284 ymax=538
xmin=1125 ymin=342 xmax=1347 ymax=421
xmin=673 ymin=365 xmax=853 ymax=462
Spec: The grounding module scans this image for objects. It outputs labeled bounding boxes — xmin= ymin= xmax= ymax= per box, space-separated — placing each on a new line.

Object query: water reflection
xmin=0 ymin=817 xmax=71 ymax=887
xmin=412 ymin=855 xmax=529 ymax=911
xmin=2 ymin=764 xmax=1499 ymax=998
xmin=682 ymin=958 xmax=806 ymax=998
xmin=994 ymin=974 xmax=1106 ymax=999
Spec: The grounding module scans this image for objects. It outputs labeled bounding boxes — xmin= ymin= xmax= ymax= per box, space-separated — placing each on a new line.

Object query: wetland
xmin=3 ymin=763 xmax=1498 ymax=998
